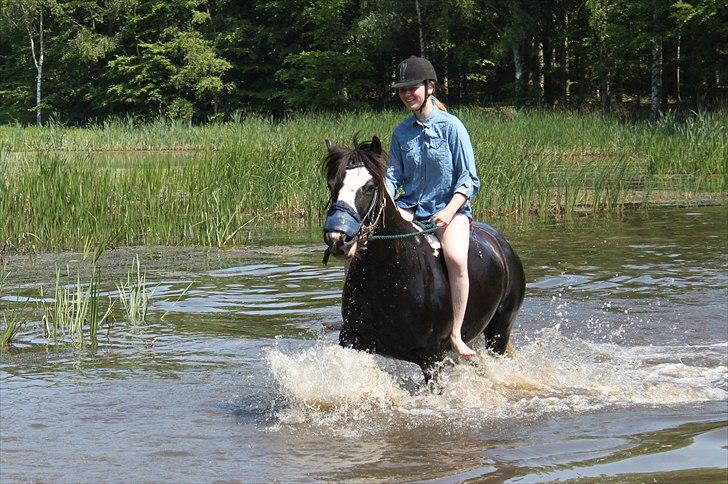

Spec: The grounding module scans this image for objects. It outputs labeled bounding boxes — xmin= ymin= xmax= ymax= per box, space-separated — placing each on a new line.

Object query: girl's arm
xmin=449 ymin=120 xmax=480 ymax=201
xmin=432 ymin=193 xmax=468 ymax=227
xmin=433 ymin=120 xmax=479 ymax=227
xmin=385 ymin=136 xmax=404 ymax=197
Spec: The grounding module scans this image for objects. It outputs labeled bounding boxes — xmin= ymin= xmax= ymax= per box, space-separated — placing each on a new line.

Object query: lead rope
xmin=365 ymin=220 xmax=437 ymax=241
xmin=322 ymin=220 xmax=437 ymax=265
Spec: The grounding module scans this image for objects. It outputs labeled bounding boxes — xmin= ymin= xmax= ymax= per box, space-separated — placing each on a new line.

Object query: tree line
xmin=0 ymin=0 xmax=725 ymax=125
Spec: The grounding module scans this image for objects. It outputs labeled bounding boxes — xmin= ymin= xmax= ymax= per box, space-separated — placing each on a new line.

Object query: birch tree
xmin=0 ymin=0 xmax=55 ymax=125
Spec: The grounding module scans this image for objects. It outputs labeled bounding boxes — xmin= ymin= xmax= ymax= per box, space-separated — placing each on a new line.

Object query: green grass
xmin=0 ymin=267 xmax=24 ymax=347
xmin=1 ymin=109 xmax=725 ymax=252
xmin=1 ymin=313 xmax=24 ymax=347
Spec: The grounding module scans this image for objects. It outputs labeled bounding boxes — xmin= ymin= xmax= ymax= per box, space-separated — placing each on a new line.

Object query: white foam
xmin=265 ymin=326 xmax=727 ymax=434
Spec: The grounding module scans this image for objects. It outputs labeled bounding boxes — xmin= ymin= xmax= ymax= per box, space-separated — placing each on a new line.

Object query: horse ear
xmin=370 ymin=136 xmax=382 ymax=155
xmin=325 ymin=139 xmax=334 ymax=152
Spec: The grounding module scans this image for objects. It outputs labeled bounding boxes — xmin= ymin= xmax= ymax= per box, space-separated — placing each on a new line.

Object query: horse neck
xmin=373 ymin=190 xmax=416 ymax=237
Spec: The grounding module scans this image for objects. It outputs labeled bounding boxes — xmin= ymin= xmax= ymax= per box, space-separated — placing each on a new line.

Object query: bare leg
xmin=397 ymin=207 xmax=415 ymax=222
xmin=438 ymin=214 xmax=476 ymax=357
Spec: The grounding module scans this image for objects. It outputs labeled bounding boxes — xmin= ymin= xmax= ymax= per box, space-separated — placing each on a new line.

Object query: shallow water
xmin=1 ymin=207 xmax=726 ymax=482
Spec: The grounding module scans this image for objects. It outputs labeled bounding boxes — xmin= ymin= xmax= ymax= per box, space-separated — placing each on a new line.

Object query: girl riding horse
xmin=387 ymin=56 xmax=480 ymax=357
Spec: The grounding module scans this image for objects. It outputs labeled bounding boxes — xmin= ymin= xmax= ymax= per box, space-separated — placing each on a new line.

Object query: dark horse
xmin=322 ymin=136 xmax=525 ymax=380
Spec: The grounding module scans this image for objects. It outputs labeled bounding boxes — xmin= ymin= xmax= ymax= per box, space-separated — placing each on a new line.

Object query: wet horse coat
xmin=323 ymin=137 xmax=525 ymax=378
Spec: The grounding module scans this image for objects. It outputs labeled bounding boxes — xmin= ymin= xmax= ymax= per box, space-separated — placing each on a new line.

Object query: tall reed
xmin=45 ymin=251 xmax=113 ymax=344
xmin=1 ymin=110 xmax=725 ymax=251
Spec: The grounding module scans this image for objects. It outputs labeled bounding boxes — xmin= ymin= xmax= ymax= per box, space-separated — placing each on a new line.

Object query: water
xmin=1 ymin=207 xmax=726 ymax=482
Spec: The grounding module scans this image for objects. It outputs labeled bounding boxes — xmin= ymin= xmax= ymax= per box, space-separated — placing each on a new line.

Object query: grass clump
xmin=117 ymin=255 xmax=155 ymax=326
xmin=44 ymin=250 xmax=113 ymax=344
xmin=0 ymin=267 xmax=24 ymax=347
xmin=1 ymin=314 xmax=24 ymax=347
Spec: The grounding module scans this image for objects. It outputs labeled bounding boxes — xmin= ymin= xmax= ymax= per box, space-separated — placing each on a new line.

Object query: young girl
xmin=384 ymin=56 xmax=481 ymax=357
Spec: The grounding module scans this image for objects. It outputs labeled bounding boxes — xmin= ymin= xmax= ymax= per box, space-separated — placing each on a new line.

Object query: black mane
xmin=322 ymin=137 xmax=388 ymax=202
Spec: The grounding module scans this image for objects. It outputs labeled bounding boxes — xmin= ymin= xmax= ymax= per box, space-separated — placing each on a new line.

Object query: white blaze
xmin=338 ymin=166 xmax=372 ymax=214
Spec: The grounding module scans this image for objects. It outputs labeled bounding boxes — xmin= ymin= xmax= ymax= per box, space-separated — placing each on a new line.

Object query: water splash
xmin=265 ymin=327 xmax=727 ymax=435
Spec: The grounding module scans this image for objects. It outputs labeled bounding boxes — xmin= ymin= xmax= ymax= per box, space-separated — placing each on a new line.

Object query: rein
xmin=361 ymin=190 xmax=438 ymax=240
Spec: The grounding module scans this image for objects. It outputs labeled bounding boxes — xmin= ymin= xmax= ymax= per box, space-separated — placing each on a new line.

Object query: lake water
xmin=1 ymin=206 xmax=726 ymax=482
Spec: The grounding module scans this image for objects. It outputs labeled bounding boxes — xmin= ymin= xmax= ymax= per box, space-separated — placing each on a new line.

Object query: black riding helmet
xmin=392 ymin=56 xmax=438 ymax=88
xmin=393 ymin=56 xmax=437 ymax=113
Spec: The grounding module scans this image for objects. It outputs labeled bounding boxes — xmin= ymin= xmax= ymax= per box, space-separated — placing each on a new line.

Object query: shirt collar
xmin=410 ymin=104 xmax=442 ymax=127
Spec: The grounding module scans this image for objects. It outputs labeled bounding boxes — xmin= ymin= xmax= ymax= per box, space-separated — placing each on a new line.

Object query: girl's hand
xmin=431 ymin=209 xmax=455 ymax=228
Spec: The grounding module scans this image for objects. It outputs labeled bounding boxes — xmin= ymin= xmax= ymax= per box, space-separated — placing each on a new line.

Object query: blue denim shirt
xmin=385 ymin=107 xmax=480 ymax=221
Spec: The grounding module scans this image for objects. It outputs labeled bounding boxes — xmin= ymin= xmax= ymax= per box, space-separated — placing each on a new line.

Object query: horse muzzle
xmin=324 ymin=231 xmax=359 ymax=259
xmin=323 ymin=201 xmax=362 ymax=259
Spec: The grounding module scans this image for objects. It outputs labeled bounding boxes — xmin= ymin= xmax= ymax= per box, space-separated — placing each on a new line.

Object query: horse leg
xmin=338 ymin=325 xmax=375 ymax=352
xmin=416 ymin=351 xmax=447 ymax=385
xmin=483 ymin=304 xmax=519 ymax=355
xmin=483 ymin=242 xmax=525 ymax=356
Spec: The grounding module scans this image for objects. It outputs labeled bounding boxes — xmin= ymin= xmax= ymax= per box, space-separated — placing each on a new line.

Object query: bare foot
xmin=450 ymin=334 xmax=477 ymax=358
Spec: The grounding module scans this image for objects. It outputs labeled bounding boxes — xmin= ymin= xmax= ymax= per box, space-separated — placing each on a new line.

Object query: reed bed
xmin=1 ymin=110 xmax=725 ymax=251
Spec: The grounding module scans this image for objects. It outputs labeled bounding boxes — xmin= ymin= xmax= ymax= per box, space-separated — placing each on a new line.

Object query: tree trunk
xmin=650 ymin=23 xmax=663 ymax=122
xmin=537 ymin=41 xmax=545 ymax=102
xmin=542 ymin=37 xmax=554 ymax=105
xmin=557 ymin=12 xmax=569 ymax=106
xmin=415 ymin=0 xmax=425 ymax=58
xmin=598 ymin=46 xmax=610 ymax=114
xmin=676 ymin=33 xmax=681 ymax=103
xmin=513 ymin=43 xmax=524 ymax=103
xmin=27 ymin=7 xmax=44 ymax=126
xmin=37 ymin=7 xmax=43 ymax=127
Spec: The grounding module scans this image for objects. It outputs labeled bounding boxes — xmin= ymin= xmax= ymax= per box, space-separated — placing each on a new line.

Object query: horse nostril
xmin=325 ymin=231 xmax=342 ymax=247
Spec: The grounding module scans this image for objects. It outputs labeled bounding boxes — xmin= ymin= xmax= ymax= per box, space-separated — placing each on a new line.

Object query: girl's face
xmin=398 ymin=83 xmax=427 ymax=111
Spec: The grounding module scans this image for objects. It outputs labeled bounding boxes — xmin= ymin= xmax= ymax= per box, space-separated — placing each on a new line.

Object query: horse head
xmin=322 ymin=136 xmax=388 ymax=260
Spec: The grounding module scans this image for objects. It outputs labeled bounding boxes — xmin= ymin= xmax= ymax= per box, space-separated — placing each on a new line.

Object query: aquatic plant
xmin=0 ymin=268 xmax=24 ymax=347
xmin=1 ymin=313 xmax=24 ymax=347
xmin=45 ymin=251 xmax=113 ymax=344
xmin=116 ymin=255 xmax=154 ymax=325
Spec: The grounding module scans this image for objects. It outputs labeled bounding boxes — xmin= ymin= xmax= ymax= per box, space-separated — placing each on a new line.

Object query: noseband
xmin=322 ymin=180 xmax=385 ymax=264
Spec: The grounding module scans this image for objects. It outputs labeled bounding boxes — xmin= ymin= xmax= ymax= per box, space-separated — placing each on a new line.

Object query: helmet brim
xmin=392 ymin=79 xmax=426 ymax=89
